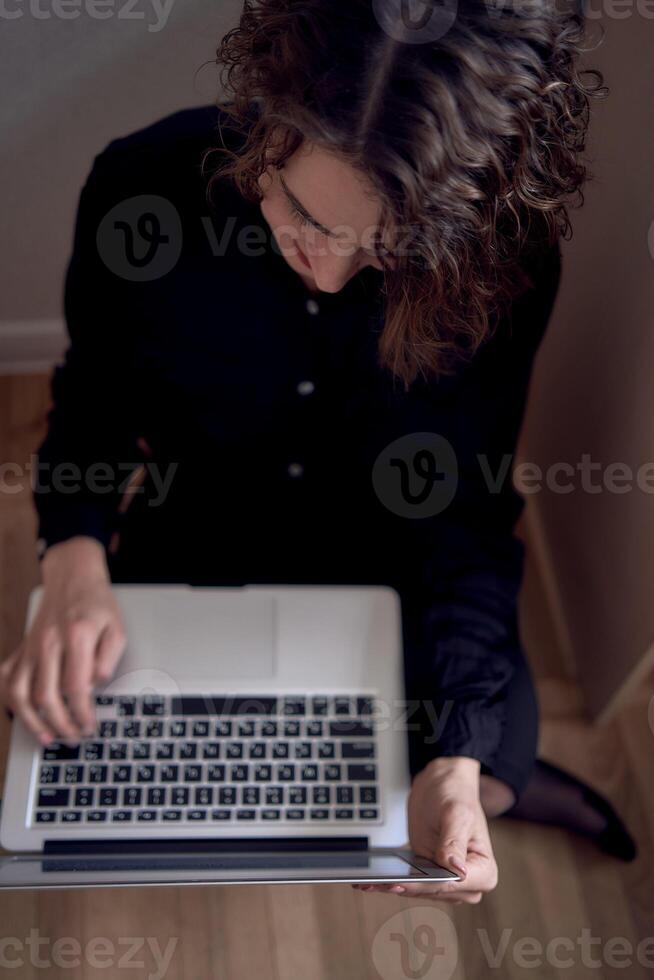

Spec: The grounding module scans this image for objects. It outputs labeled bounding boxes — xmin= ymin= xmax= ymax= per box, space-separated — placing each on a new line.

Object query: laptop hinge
xmin=43 ymin=836 xmax=369 ymax=856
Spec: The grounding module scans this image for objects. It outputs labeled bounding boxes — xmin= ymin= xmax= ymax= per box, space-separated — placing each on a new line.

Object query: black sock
xmin=504 ymin=758 xmax=637 ymax=861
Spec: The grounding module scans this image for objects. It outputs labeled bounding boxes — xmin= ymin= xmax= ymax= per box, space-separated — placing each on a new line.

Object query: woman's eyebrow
xmin=279 ymin=172 xmax=346 ymax=239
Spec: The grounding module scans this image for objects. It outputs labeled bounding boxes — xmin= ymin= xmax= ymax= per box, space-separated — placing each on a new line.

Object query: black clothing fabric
xmin=35 ymin=105 xmax=561 ymax=792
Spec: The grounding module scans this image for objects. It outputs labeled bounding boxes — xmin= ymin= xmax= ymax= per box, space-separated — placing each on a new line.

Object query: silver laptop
xmin=0 ymin=585 xmax=458 ymax=889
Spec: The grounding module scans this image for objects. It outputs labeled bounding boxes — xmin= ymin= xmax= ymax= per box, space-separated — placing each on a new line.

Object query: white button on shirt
xmin=297 ymin=380 xmax=315 ymax=396
xmin=305 ymin=299 xmax=320 ymax=316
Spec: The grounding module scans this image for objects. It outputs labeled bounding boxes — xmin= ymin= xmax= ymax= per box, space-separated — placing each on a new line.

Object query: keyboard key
xmin=313 ymin=786 xmax=331 ymax=805
xmin=283 ymin=697 xmax=305 ymax=716
xmin=112 ymin=765 xmax=132 ymax=783
xmin=226 ymin=743 xmax=243 ymax=759
xmin=231 ymin=765 xmax=249 ymax=782
xmin=117 ymin=697 xmax=136 ymax=716
xmin=236 ymin=809 xmax=256 ymax=820
xmin=192 ymin=721 xmax=210 ymax=737
xmin=218 ymin=787 xmax=236 ymax=805
xmin=172 ymin=696 xmax=278 ymax=715
xmin=265 ymin=786 xmax=283 ymax=805
xmin=337 ymin=787 xmax=353 ymax=804
xmin=137 ymin=810 xmax=157 ymax=821
xmin=133 ymin=741 xmax=151 ymax=760
xmin=162 ymin=810 xmax=182 ymax=821
xmin=347 ymin=765 xmax=377 ymax=781
xmin=156 ymin=743 xmax=175 ymax=761
xmin=238 ymin=721 xmax=255 ymax=737
xmin=334 ymin=697 xmax=351 ymax=715
xmin=310 ymin=808 xmax=329 ymax=820
xmin=285 ymin=808 xmax=305 ymax=820
xmin=311 ymin=696 xmax=328 ymax=716
xmin=188 ymin=809 xmax=207 ymax=821
xmin=335 ymin=808 xmax=354 ymax=819
xmin=86 ymin=810 xmax=108 ymax=822
xmin=305 ymin=720 xmax=323 ymax=737
xmin=359 ymin=808 xmax=379 ymax=820
xmin=62 ymin=810 xmax=82 ymax=822
xmin=142 ymin=696 xmax=165 ymax=715
xmin=360 ymin=786 xmax=378 ymax=804
xmin=278 ymin=765 xmax=295 ymax=781
xmin=123 ymin=722 xmax=141 ymax=738
xmin=357 ymin=697 xmax=375 ymax=716
xmin=283 ymin=721 xmax=300 ymax=737
xmin=146 ymin=720 xmax=164 ymax=738
xmin=242 ymin=787 xmax=260 ymax=805
xmin=317 ymin=742 xmax=335 ymax=759
xmin=160 ymin=765 xmax=179 ymax=782
xmin=39 ymin=765 xmax=60 ymax=784
xmin=38 ymin=788 xmax=69 ymax=807
xmin=272 ymin=743 xmax=289 ymax=759
xmin=295 ymin=742 xmax=312 ymax=759
xmin=329 ymin=722 xmax=373 ymax=737
xmin=253 ymin=765 xmax=272 ymax=781
xmin=88 ymin=765 xmax=108 ymax=783
xmin=249 ymin=742 xmax=266 ymax=759
xmin=123 ymin=787 xmax=143 ymax=806
xmin=169 ymin=721 xmax=187 ymax=737
xmin=262 ymin=809 xmax=281 ymax=820
xmin=301 ymin=765 xmax=318 ymax=781
xmin=109 ymin=742 xmax=128 ymax=761
xmin=195 ymin=787 xmax=213 ymax=806
xmin=95 ymin=695 xmax=114 ymax=706
xmin=35 ymin=811 xmax=57 ymax=823
xmin=43 ymin=743 xmax=80 ymax=760
xmin=341 ymin=742 xmax=375 ymax=759
xmin=74 ymin=788 xmax=94 ymax=806
xmin=147 ymin=787 xmax=166 ymax=806
xmin=207 ymin=765 xmax=226 ymax=782
xmin=215 ymin=721 xmax=232 ymax=737
xmin=289 ymin=787 xmax=307 ymax=805
xmin=112 ymin=810 xmax=133 ymax=822
xmin=211 ymin=809 xmax=232 ymax=820
xmin=179 ymin=742 xmax=197 ymax=760
xmin=324 ymin=765 xmax=341 ymax=780
xmin=137 ymin=765 xmax=155 ymax=782
xmin=99 ymin=721 xmax=117 ymax=738
xmin=84 ymin=742 xmax=105 ymax=760
xmin=99 ymin=788 xmax=119 ymax=806
xmin=203 ymin=743 xmax=221 ymax=759
xmin=260 ymin=721 xmax=277 ymax=737
xmin=171 ymin=787 xmax=189 ymax=805
xmin=184 ymin=765 xmax=202 ymax=782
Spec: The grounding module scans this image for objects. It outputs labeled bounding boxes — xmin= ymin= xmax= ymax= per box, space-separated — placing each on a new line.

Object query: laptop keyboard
xmin=33 ymin=694 xmax=381 ymax=828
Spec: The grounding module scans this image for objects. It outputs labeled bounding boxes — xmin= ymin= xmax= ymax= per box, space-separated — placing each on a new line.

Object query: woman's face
xmin=258 ymin=141 xmax=388 ymax=293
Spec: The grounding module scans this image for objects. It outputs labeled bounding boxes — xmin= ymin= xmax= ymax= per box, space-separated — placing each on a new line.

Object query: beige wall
xmin=519 ymin=9 xmax=654 ymax=717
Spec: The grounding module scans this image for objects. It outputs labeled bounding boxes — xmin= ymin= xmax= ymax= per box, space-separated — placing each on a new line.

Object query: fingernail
xmin=39 ymin=732 xmax=53 ymax=745
xmin=449 ymin=858 xmax=467 ymax=877
xmin=391 ymin=885 xmax=406 ymax=894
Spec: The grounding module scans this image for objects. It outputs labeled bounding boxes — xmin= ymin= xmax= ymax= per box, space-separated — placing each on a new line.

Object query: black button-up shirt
xmin=35 ymin=104 xmax=561 ymax=775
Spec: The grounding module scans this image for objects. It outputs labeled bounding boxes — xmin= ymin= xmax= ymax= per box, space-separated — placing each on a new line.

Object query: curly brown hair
xmin=206 ymin=0 xmax=605 ymax=386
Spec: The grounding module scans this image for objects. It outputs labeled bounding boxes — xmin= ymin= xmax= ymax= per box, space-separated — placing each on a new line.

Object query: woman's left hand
xmin=353 ymin=756 xmax=498 ymax=904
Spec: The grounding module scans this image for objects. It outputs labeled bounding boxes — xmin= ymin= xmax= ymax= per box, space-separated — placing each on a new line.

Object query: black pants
xmin=108 ymin=541 xmax=539 ymax=803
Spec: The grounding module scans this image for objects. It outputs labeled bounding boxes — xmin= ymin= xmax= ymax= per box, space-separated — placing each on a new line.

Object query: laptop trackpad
xmin=150 ymin=592 xmax=276 ymax=680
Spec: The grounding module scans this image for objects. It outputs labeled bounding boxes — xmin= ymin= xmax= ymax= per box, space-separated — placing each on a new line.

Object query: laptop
xmin=0 ymin=585 xmax=459 ymax=889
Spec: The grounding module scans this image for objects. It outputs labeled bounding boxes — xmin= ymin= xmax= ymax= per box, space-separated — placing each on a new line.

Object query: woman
xmin=1 ymin=0 xmax=634 ymax=902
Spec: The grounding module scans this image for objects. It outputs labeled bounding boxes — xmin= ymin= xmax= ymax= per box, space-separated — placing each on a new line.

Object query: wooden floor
xmin=0 ymin=374 xmax=652 ymax=980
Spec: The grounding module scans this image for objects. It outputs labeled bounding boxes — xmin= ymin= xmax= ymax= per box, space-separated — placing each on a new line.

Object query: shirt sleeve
xmin=34 ymin=147 xmax=143 ymax=553
xmin=408 ymin=240 xmax=562 ymax=777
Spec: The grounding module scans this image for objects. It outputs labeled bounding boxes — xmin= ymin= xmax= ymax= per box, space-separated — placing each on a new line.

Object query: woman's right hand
xmin=0 ymin=536 xmax=127 ymax=744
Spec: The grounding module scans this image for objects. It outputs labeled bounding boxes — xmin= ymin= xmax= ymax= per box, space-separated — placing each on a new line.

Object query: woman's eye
xmin=289 ymin=203 xmax=311 ymax=229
